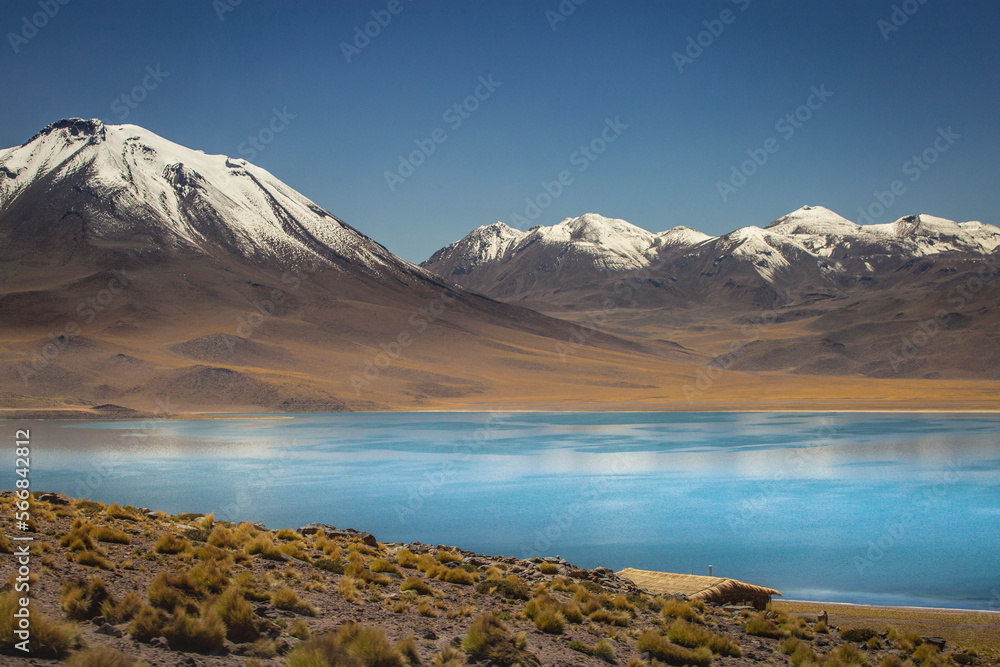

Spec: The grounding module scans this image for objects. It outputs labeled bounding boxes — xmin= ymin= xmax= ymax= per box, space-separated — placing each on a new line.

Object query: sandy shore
xmin=773 ymin=600 xmax=1000 ymax=658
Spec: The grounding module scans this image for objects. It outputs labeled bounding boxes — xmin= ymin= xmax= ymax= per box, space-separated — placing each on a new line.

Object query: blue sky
xmin=2 ymin=0 xmax=998 ymax=263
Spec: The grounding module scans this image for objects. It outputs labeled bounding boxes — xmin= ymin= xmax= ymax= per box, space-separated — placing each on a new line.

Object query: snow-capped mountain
xmin=0 ymin=118 xmax=431 ymax=287
xmin=422 ymin=205 xmax=1000 ymax=306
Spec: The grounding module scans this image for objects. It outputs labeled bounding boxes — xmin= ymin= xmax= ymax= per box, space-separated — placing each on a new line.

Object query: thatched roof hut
xmin=617 ymin=568 xmax=780 ymax=610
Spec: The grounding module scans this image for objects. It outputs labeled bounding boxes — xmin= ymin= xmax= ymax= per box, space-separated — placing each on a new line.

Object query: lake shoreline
xmin=3 ymin=407 xmax=1000 ymax=421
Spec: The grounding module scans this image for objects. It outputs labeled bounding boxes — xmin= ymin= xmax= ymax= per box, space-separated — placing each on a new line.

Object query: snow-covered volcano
xmin=0 ymin=118 xmax=422 ymax=283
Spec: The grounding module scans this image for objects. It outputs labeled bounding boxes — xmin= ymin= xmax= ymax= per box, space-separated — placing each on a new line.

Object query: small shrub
xmin=211 ymin=586 xmax=258 ymax=643
xmin=418 ymin=601 xmax=439 ymax=617
xmin=277 ymin=528 xmax=303 ymax=541
xmin=190 ymin=557 xmax=231 ymax=594
xmin=878 ymin=654 xmax=905 ymax=667
xmin=436 ymin=549 xmax=463 ymax=564
xmin=147 ymin=571 xmax=201 ymax=611
xmin=660 ymin=598 xmax=701 ymax=623
xmin=439 ymin=567 xmax=478 ymax=585
xmin=101 ymin=591 xmax=143 ymax=625
xmin=106 ymin=503 xmax=139 ymax=521
xmin=371 ymin=558 xmax=402 ymax=576
xmin=395 ymin=548 xmax=420 ymax=568
xmin=290 ymin=618 xmax=311 ymax=640
xmin=814 ymin=620 xmax=829 ymax=633
xmin=62 ymin=645 xmax=143 ymax=666
xmin=828 ymin=643 xmax=868 ymax=665
xmin=401 ymin=576 xmax=437 ymax=596
xmin=475 ymin=575 xmax=529 ymax=600
xmin=533 ymin=606 xmax=565 ymax=634
xmin=163 ymin=607 xmax=226 ymax=653
xmin=589 ymin=608 xmax=631 ymax=626
xmin=74 ymin=550 xmax=113 ymax=569
xmin=745 ymin=612 xmax=785 ymax=639
xmin=462 ymin=613 xmax=540 ymax=666
xmin=153 ymin=533 xmax=190 ymax=555
xmin=539 ymin=562 xmax=559 ymax=575
xmin=91 ymin=525 xmax=131 ymax=545
xmin=635 ymin=631 xmax=712 ymax=667
xmin=593 ymin=638 xmax=616 ymax=663
xmin=841 ymin=627 xmax=878 ymax=643
xmin=338 ymin=577 xmax=361 ymax=603
xmin=286 ymin=622 xmax=406 ymax=667
xmin=199 ymin=512 xmax=215 ymax=529
xmin=432 ymin=645 xmax=468 ymax=667
xmin=207 ymin=524 xmax=239 ymax=549
xmin=245 ymin=535 xmax=285 ymax=561
xmin=667 ymin=619 xmax=742 ymax=657
xmin=307 ymin=552 xmax=340 ymax=570
xmin=271 ymin=586 xmax=318 ymax=616
xmin=128 ymin=605 xmax=169 ymax=643
xmin=61 ymin=576 xmax=114 ymax=620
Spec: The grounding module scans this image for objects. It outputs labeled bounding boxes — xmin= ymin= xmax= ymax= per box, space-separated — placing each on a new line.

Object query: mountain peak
xmin=28 ymin=117 xmax=107 ymax=145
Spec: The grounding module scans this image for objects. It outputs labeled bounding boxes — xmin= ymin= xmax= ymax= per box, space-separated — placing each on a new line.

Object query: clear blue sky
xmin=2 ymin=1 xmax=998 ymax=262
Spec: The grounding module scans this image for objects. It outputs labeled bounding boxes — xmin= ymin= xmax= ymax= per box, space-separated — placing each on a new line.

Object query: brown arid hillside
xmin=1 ymin=492 xmax=998 ymax=666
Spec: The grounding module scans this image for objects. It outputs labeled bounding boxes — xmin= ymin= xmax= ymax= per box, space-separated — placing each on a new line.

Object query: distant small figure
xmin=819 ymin=610 xmax=828 ymax=625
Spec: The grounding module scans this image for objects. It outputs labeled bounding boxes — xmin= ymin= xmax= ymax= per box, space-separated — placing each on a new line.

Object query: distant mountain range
xmin=422 ymin=207 xmax=1000 ymax=308
xmin=423 ymin=209 xmax=1000 ymax=380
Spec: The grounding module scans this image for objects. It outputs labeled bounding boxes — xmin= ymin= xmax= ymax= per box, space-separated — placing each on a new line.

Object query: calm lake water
xmin=5 ymin=412 xmax=1000 ymax=610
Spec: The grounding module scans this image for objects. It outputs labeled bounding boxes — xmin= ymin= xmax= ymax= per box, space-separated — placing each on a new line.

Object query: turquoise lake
xmin=6 ymin=412 xmax=1000 ymax=610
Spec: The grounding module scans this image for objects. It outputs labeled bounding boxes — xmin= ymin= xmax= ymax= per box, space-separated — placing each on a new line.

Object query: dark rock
xmin=414 ymin=626 xmax=438 ymax=640
xmin=924 ymin=637 xmax=947 ymax=649
xmin=37 ymin=492 xmax=70 ymax=505
xmin=298 ymin=522 xmax=337 ymax=536
xmin=150 ymin=636 xmax=170 ymax=650
xmin=567 ymin=569 xmax=589 ymax=579
xmin=95 ymin=622 xmax=122 ymax=638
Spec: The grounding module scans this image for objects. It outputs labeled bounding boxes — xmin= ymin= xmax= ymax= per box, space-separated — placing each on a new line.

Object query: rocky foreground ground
xmin=0 ymin=492 xmax=996 ymax=667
